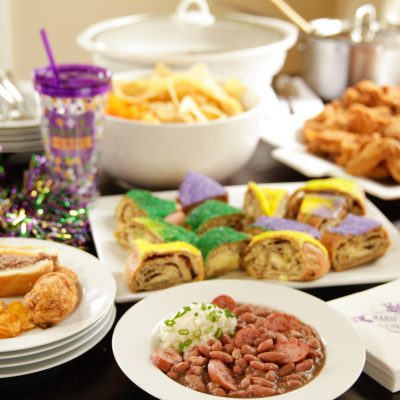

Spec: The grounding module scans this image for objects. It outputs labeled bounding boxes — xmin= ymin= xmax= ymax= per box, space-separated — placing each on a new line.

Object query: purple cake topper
xmin=179 ymin=171 xmax=227 ymax=207
xmin=253 ymin=216 xmax=321 ymax=239
xmin=328 ymin=214 xmax=381 ymax=236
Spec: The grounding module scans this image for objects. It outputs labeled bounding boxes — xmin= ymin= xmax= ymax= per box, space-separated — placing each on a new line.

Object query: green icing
xmin=196 ymin=227 xmax=249 ymax=260
xmin=186 ymin=200 xmax=243 ymax=232
xmin=126 ymin=189 xmax=176 ymax=219
xmin=136 ymin=217 xmax=197 ymax=245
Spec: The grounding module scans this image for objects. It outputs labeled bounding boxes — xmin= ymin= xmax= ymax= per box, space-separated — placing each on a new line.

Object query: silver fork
xmin=0 ymin=69 xmax=29 ymax=121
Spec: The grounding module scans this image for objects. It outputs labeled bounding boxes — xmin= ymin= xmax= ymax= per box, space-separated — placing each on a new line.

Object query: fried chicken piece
xmin=347 ymin=103 xmax=391 ymax=134
xmin=345 ymin=138 xmax=400 ymax=178
xmin=387 ymin=155 xmax=400 ymax=183
xmin=24 ymin=269 xmax=79 ymax=329
xmin=383 ymin=115 xmax=400 ymax=140
xmin=0 ymin=301 xmax=35 ymax=338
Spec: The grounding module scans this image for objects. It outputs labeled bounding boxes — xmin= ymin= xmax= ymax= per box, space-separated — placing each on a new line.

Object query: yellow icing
xmin=249 ymin=230 xmax=328 ymax=255
xmin=299 ymin=194 xmax=336 ymax=215
xmin=248 ymin=182 xmax=287 ymax=216
xmin=301 ymin=178 xmax=363 ymax=202
xmin=135 ymin=239 xmax=201 ymax=257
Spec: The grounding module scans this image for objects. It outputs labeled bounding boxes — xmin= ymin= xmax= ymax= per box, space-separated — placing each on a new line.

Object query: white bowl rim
xmin=106 ymin=69 xmax=261 ymax=128
xmin=77 ymin=12 xmax=298 ymax=63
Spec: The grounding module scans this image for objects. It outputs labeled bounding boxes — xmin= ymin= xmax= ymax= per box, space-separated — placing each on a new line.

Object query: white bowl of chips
xmin=101 ymin=65 xmax=262 ymax=187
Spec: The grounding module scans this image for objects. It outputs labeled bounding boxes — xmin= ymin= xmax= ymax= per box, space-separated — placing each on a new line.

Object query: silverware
xmin=272 ymin=74 xmax=297 ymax=114
xmin=0 ymin=69 xmax=30 ymax=121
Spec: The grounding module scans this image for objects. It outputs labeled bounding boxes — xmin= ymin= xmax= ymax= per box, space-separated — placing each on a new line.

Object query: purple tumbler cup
xmin=34 ymin=64 xmax=111 ymax=199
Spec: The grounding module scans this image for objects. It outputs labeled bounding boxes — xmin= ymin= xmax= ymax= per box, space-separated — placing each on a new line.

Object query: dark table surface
xmin=1 ymin=141 xmax=400 ymax=399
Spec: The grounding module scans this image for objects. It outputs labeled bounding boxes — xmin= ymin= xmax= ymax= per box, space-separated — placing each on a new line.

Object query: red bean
xmin=209 ymin=351 xmax=233 ymax=363
xmin=287 ymin=380 xmax=302 ymax=389
xmin=258 ymin=352 xmax=284 ymax=363
xmin=307 ymin=337 xmax=321 ymax=349
xmin=167 ymin=370 xmax=178 ymax=380
xmin=198 ymin=343 xmax=211 ymax=357
xmin=183 ymin=374 xmax=207 ymax=393
xmin=232 ymin=365 xmax=244 ymax=376
xmin=233 ymin=305 xmax=252 ymax=316
xmin=187 ymin=366 xmax=203 ymax=376
xmin=228 ymin=390 xmax=248 ymax=398
xmin=275 ymin=332 xmax=288 ymax=343
xmin=183 ymin=346 xmax=200 ymax=361
xmin=290 ymin=329 xmax=303 ymax=338
xmin=239 ymin=375 xmax=252 ymax=389
xmin=173 ymin=361 xmax=190 ymax=373
xmin=278 ymin=362 xmax=295 ymax=377
xmin=251 ymin=377 xmax=274 ymax=388
xmin=189 ymin=356 xmax=208 ymax=366
xmin=257 ymin=339 xmax=274 ymax=353
xmin=222 ymin=333 xmax=232 ymax=344
xmin=263 ymin=363 xmax=279 ymax=372
xmin=282 ymin=373 xmax=302 ymax=381
xmin=296 ymin=359 xmax=314 ymax=372
xmin=248 ymin=384 xmax=275 ymax=397
xmin=212 ymin=341 xmax=223 ymax=351
xmin=306 ymin=349 xmax=318 ymax=360
xmin=254 ymin=307 xmax=273 ymax=317
xmin=265 ymin=370 xmax=277 ymax=381
xmin=249 ymin=360 xmax=265 ymax=371
xmin=232 ymin=349 xmax=242 ymax=360
xmin=240 ymin=312 xmax=257 ymax=323
xmin=223 ymin=343 xmax=235 ymax=354
xmin=236 ymin=358 xmax=248 ymax=369
xmin=241 ymin=345 xmax=257 ymax=355
xmin=243 ymin=354 xmax=259 ymax=363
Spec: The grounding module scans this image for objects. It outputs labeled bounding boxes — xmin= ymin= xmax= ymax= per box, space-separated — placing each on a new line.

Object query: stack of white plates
xmin=0 ymin=238 xmax=117 ymax=377
xmin=0 ymin=80 xmax=42 ymax=153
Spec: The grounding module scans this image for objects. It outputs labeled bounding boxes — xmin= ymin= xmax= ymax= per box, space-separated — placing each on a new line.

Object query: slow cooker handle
xmin=351 ymin=4 xmax=378 ymax=43
xmin=173 ymin=0 xmax=215 ymax=27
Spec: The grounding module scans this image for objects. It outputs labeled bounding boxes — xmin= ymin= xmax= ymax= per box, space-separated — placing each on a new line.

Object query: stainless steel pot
xmin=300 ymin=5 xmax=400 ymax=100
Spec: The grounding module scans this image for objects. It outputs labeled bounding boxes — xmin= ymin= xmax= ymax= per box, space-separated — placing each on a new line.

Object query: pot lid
xmin=310 ymin=4 xmax=400 ymax=45
xmin=77 ymin=0 xmax=298 ymax=62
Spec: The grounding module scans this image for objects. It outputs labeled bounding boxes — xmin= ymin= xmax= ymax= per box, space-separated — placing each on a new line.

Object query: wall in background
xmin=8 ymin=0 xmax=387 ymax=78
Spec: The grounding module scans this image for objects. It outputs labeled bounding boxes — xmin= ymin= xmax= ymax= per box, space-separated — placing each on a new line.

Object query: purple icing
xmin=179 ymin=171 xmax=227 ymax=207
xmin=304 ymin=194 xmax=346 ymax=219
xmin=328 ymin=214 xmax=382 ymax=236
xmin=253 ymin=216 xmax=321 ymax=239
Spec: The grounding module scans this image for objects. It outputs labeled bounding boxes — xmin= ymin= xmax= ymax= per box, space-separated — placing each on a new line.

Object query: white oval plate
xmin=0 ymin=306 xmax=116 ymax=377
xmin=0 ymin=238 xmax=116 ymax=352
xmin=113 ymin=279 xmax=365 ymax=400
xmin=0 ymin=303 xmax=114 ymax=362
xmin=0 ymin=305 xmax=115 ymax=367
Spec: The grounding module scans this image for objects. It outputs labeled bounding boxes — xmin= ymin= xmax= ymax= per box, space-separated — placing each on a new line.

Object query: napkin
xmin=329 ymin=280 xmax=400 ymax=392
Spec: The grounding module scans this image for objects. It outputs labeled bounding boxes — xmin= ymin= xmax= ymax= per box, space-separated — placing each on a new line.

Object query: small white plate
xmin=0 ymin=238 xmax=116 ymax=352
xmin=112 ymin=279 xmax=365 ymax=400
xmin=0 ymin=303 xmax=114 ymax=360
xmin=0 ymin=305 xmax=116 ymax=378
xmin=259 ymin=117 xmax=400 ymax=200
xmin=0 ymin=305 xmax=115 ymax=367
xmin=88 ymin=182 xmax=400 ymax=303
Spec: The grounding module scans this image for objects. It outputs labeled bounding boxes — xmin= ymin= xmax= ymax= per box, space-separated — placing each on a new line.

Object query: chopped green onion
xmin=224 ymin=309 xmax=236 ymax=318
xmin=201 ymin=303 xmax=206 ymax=311
xmin=178 ymin=339 xmax=193 ymax=352
xmin=194 ymin=312 xmax=198 ymax=316
xmin=193 ymin=329 xmax=201 ymax=339
xmin=215 ymin=328 xmax=223 ymax=339
xmin=164 ymin=319 xmax=175 ymax=327
xmin=205 ymin=325 xmax=213 ymax=334
xmin=178 ymin=329 xmax=189 ymax=335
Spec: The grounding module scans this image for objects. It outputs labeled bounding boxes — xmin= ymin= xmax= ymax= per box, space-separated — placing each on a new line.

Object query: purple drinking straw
xmin=39 ymin=28 xmax=60 ymax=87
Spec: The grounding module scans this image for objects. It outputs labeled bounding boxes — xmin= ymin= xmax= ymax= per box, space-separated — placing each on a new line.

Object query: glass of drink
xmin=34 ymin=64 xmax=111 ymax=200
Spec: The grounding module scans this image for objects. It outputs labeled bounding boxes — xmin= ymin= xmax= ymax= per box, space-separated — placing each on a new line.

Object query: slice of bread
xmin=0 ymin=245 xmax=58 ymax=297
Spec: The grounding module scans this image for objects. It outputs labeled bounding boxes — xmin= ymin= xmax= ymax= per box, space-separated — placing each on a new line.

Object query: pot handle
xmin=173 ymin=0 xmax=215 ymax=27
xmin=351 ymin=4 xmax=378 ymax=43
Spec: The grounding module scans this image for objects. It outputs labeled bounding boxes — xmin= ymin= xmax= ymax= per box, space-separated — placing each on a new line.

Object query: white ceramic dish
xmin=0 ymin=303 xmax=113 ymax=360
xmin=0 ymin=305 xmax=115 ymax=367
xmin=0 ymin=305 xmax=116 ymax=378
xmin=102 ymin=70 xmax=262 ymax=187
xmin=259 ymin=117 xmax=400 ymax=200
xmin=0 ymin=238 xmax=116 ymax=352
xmin=88 ymin=182 xmax=400 ymax=303
xmin=77 ymin=0 xmax=297 ymax=86
xmin=112 ymin=279 xmax=365 ymax=400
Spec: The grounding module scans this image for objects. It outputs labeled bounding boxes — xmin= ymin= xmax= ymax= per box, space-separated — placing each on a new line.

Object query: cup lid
xmin=33 ymin=63 xmax=112 ymax=98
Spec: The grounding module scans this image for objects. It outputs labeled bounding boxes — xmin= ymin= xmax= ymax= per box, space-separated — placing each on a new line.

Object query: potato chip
xmin=106 ymin=63 xmax=248 ymax=124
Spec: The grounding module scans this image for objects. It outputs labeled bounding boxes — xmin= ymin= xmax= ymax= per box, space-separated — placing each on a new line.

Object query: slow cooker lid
xmin=90 ymin=15 xmax=285 ymax=57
